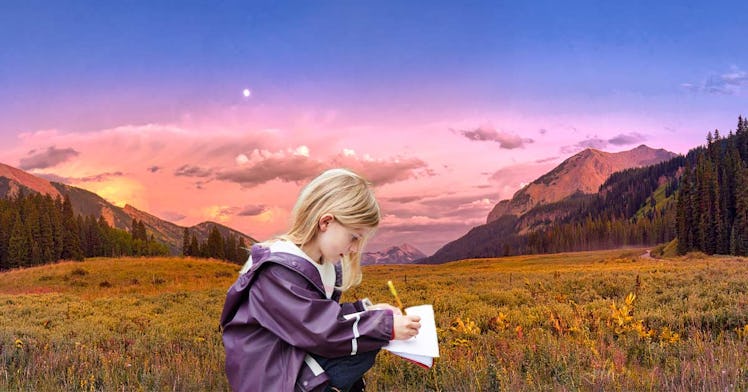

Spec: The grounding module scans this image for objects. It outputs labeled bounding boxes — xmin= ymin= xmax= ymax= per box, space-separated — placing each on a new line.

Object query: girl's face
xmin=317 ymin=215 xmax=371 ymax=263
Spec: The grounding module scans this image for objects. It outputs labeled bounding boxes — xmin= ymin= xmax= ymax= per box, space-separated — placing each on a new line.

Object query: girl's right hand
xmin=393 ymin=314 xmax=421 ymax=340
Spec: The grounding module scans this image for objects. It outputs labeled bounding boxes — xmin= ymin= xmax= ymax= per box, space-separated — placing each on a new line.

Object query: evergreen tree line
xmin=676 ymin=117 xmax=748 ymax=255
xmin=182 ymin=226 xmax=249 ymax=264
xmin=518 ymin=155 xmax=686 ymax=255
xmin=0 ymin=192 xmax=169 ymax=271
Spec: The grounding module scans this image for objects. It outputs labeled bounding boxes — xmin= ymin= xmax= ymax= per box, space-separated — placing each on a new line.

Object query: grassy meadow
xmin=2 ymin=250 xmax=748 ymax=391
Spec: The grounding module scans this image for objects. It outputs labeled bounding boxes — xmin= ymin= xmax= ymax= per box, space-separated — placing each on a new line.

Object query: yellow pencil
xmin=387 ymin=280 xmax=404 ymax=312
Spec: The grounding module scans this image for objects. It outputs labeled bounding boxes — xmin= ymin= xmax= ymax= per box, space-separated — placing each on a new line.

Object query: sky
xmin=2 ymin=1 xmax=748 ymax=255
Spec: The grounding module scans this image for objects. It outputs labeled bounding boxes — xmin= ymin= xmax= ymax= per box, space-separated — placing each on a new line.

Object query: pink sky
xmin=2 ymin=102 xmax=700 ymax=255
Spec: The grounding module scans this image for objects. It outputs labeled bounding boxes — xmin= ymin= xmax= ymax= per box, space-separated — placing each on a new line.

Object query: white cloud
xmin=235 ymin=154 xmax=249 ymax=165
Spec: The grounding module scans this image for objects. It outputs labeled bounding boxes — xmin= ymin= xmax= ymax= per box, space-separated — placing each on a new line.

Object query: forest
xmin=0 ymin=192 xmax=247 ymax=271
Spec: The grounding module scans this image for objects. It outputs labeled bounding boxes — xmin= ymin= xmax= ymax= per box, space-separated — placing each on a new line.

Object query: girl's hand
xmin=393 ymin=314 xmax=421 ymax=340
xmin=368 ymin=303 xmax=402 ymax=315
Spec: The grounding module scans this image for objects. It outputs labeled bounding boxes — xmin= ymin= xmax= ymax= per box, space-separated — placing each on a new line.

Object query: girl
xmin=221 ymin=168 xmax=422 ymax=392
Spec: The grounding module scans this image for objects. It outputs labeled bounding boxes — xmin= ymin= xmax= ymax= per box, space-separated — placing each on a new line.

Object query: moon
xmin=242 ymin=88 xmax=251 ymax=98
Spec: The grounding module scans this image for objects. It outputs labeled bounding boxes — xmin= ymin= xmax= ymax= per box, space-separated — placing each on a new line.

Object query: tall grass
xmin=1 ymin=250 xmax=747 ymax=391
xmin=1 ymin=257 xmax=238 ymax=391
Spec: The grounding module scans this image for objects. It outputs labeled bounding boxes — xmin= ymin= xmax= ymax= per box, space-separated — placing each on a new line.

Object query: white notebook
xmin=382 ymin=304 xmax=440 ymax=368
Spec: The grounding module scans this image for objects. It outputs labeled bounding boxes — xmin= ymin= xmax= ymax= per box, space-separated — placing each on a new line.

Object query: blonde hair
xmin=280 ymin=168 xmax=380 ymax=291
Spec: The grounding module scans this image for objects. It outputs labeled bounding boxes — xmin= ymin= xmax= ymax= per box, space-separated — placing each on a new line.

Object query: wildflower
xmin=548 ymin=311 xmax=566 ymax=335
xmin=659 ymin=326 xmax=680 ymax=345
xmin=488 ymin=312 xmax=510 ymax=332
xmin=14 ymin=338 xmax=23 ymax=349
xmin=451 ymin=338 xmax=470 ymax=347
xmin=450 ymin=317 xmax=481 ymax=335
xmin=631 ymin=321 xmax=655 ymax=341
xmin=736 ymin=325 xmax=748 ymax=340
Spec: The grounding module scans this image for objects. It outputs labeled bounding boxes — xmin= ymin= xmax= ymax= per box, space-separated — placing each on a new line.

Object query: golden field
xmin=1 ymin=250 xmax=747 ymax=391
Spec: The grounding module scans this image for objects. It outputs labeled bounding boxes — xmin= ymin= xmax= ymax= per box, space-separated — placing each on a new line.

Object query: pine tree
xmin=0 ymin=207 xmax=7 ymax=270
xmin=60 ymin=195 xmax=83 ymax=261
xmin=7 ymin=212 xmax=30 ymax=268
xmin=207 ymin=226 xmax=225 ymax=259
xmin=38 ymin=197 xmax=55 ymax=263
xmin=189 ymin=233 xmax=200 ymax=257
xmin=183 ymin=228 xmax=191 ymax=256
xmin=51 ymin=197 xmax=64 ymax=260
xmin=237 ymin=237 xmax=248 ymax=264
xmin=98 ymin=216 xmax=113 ymax=257
xmin=224 ymin=233 xmax=237 ymax=262
xmin=733 ymin=166 xmax=748 ymax=255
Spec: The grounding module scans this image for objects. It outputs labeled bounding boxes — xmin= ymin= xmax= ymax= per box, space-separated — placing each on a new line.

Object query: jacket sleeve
xmin=249 ymin=264 xmax=393 ymax=358
xmin=340 ymin=299 xmax=368 ymax=314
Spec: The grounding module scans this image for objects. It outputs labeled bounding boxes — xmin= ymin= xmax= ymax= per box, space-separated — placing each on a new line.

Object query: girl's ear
xmin=319 ymin=214 xmax=334 ymax=231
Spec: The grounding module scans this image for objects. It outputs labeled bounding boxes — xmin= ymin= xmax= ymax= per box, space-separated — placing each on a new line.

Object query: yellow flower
xmin=659 ymin=326 xmax=680 ymax=345
xmin=14 ymin=338 xmax=24 ymax=349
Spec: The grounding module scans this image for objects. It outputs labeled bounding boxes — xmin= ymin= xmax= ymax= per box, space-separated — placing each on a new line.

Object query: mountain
xmin=421 ymin=145 xmax=682 ymax=264
xmin=0 ymin=163 xmax=62 ymax=200
xmin=361 ymin=244 xmax=426 ymax=265
xmin=487 ymin=145 xmax=677 ymax=223
xmin=0 ymin=162 xmax=257 ymax=255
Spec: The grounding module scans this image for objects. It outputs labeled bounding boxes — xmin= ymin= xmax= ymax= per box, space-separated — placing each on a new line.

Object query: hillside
xmin=0 ymin=162 xmax=256 ymax=255
xmin=423 ymin=145 xmax=684 ymax=264
xmin=0 ymin=162 xmax=62 ymax=199
xmin=487 ymin=145 xmax=676 ymax=222
xmin=423 ymin=155 xmax=686 ymax=264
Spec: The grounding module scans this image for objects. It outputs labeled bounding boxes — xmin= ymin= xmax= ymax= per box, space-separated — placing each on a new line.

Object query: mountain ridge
xmin=361 ymin=243 xmax=426 ymax=265
xmin=0 ymin=162 xmax=257 ymax=255
xmin=487 ymin=145 xmax=677 ymax=223
xmin=421 ymin=144 xmax=681 ymax=264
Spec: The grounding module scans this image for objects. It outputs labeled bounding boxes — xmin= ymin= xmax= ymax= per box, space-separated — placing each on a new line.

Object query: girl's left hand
xmin=368 ymin=303 xmax=402 ymax=315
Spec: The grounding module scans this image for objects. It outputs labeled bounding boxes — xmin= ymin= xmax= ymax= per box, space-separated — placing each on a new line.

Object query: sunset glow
xmin=2 ymin=2 xmax=748 ymax=254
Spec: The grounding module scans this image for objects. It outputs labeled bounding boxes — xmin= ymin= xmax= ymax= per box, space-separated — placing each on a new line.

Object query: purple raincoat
xmin=221 ymin=244 xmax=394 ymax=392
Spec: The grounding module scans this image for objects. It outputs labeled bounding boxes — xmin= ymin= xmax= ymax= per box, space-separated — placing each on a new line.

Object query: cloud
xmin=147 ymin=166 xmax=161 ymax=173
xmin=382 ymin=195 xmax=425 ymax=204
xmin=535 ymin=156 xmax=559 ymax=164
xmin=238 ymin=204 xmax=268 ymax=217
xmin=455 ymin=126 xmax=534 ymax=149
xmin=202 ymin=205 xmax=241 ymax=222
xmin=608 ymin=132 xmax=647 ymax=146
xmin=34 ymin=173 xmax=70 ymax=183
xmin=217 ymin=155 xmax=326 ymax=187
xmin=18 ymin=146 xmax=80 ymax=170
xmin=215 ymin=147 xmax=431 ymax=188
xmin=379 ymin=192 xmax=497 ymax=227
xmin=560 ymin=132 xmax=648 ymax=154
xmin=560 ymin=137 xmax=609 ymax=154
xmin=332 ymin=152 xmax=432 ymax=186
xmin=33 ymin=171 xmax=123 ymax=184
xmin=175 ymin=165 xmax=214 ymax=178
xmin=77 ymin=171 xmax=124 ymax=182
xmin=682 ymin=67 xmax=748 ymax=95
